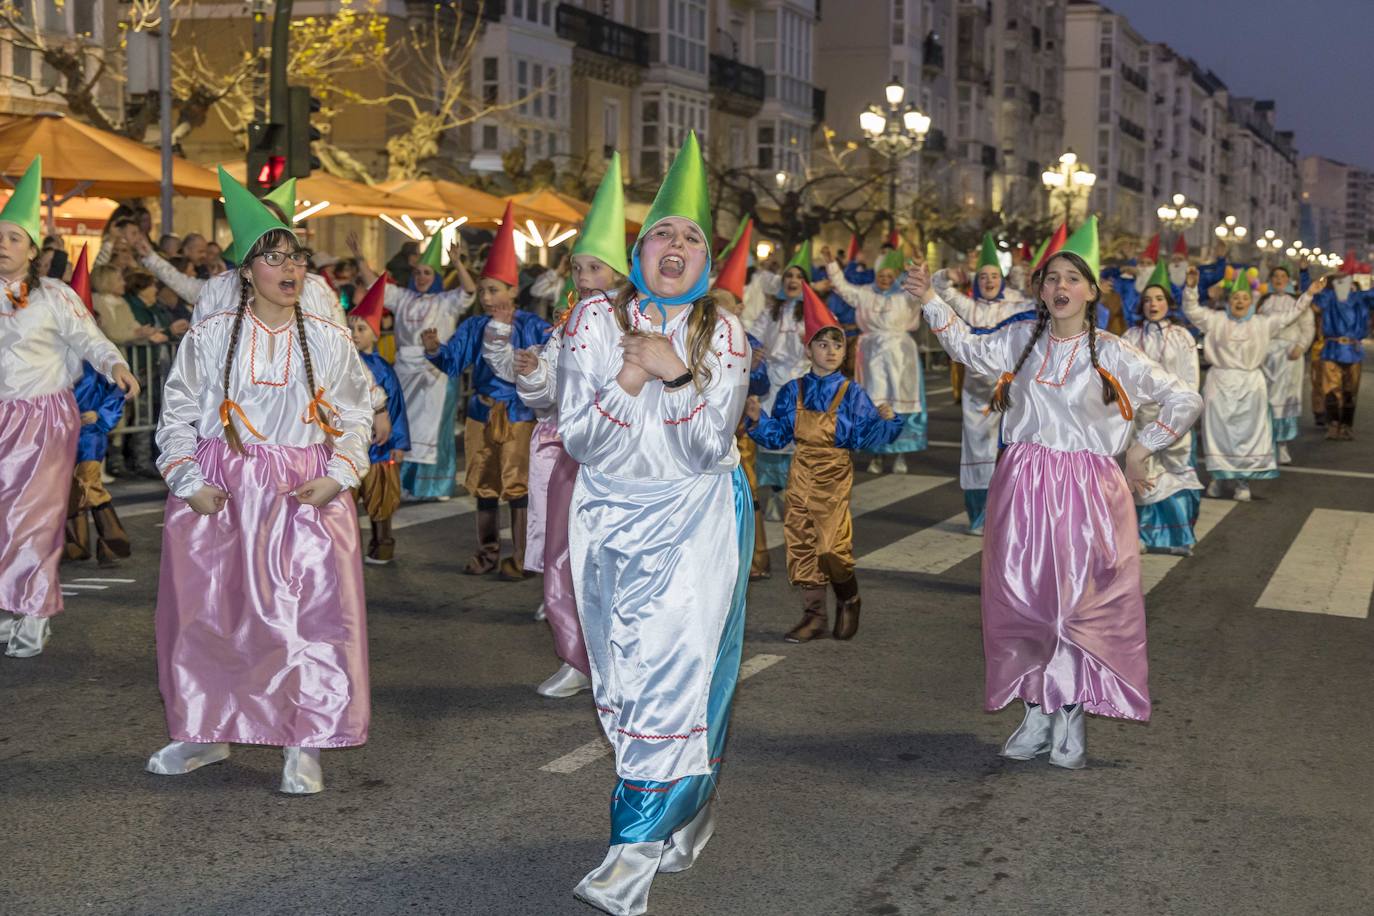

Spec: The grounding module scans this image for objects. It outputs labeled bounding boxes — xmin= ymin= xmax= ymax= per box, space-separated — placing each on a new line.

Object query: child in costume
xmin=0 ymin=158 xmax=137 ymax=658
xmin=1122 ymin=263 xmax=1203 ymax=555
xmin=424 ymin=202 xmax=552 ymax=579
xmin=931 ymin=233 xmax=1036 ymax=533
xmin=349 ymin=277 xmax=411 ymax=564
xmin=557 ymin=133 xmax=752 ymax=916
xmin=514 ymin=152 xmax=629 ymax=698
xmin=146 ymin=168 xmax=374 ymax=794
xmin=711 ymin=218 xmax=773 ymax=580
xmin=1183 ymin=267 xmax=1308 ymax=500
xmin=1309 ymin=261 xmax=1372 ymax=440
xmin=1255 ymin=263 xmax=1315 ymax=463
xmin=63 ymin=245 xmax=131 ymax=566
xmin=746 ymin=285 xmax=900 ymax=642
xmin=825 ymin=243 xmax=927 ymax=474
xmin=354 ymin=231 xmax=474 ymax=500
xmin=905 ymin=218 xmax=1202 ymax=769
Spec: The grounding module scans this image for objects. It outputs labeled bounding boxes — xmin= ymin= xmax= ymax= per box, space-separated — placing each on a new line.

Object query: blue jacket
xmin=746 ymin=332 xmax=770 ymax=397
xmin=74 ymin=362 xmax=124 ymax=463
xmin=427 ymin=310 xmax=552 ymax=423
xmin=813 ymin=262 xmax=872 ymax=336
xmin=748 ymin=370 xmax=901 ymax=451
xmin=1315 ymin=287 xmax=1373 ymax=364
xmin=1105 ymin=257 xmax=1226 ymax=330
xmin=360 ymin=350 xmax=411 ymax=464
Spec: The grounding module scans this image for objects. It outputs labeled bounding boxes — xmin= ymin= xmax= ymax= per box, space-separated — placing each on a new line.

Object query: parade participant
xmin=746 ymin=283 xmax=900 ymax=642
xmin=557 ymin=132 xmax=752 ymax=915
xmin=1122 ymin=262 xmax=1203 ymax=555
xmin=1183 ymin=267 xmax=1307 ymax=499
xmin=352 ymin=229 xmax=475 ymax=501
xmin=825 ymin=243 xmax=926 ymax=475
xmin=712 ymin=218 xmax=773 ymax=580
xmin=931 ymin=234 xmax=1036 ymax=533
xmin=62 ymin=246 xmax=131 ymax=567
xmin=1105 ymin=233 xmax=1160 ymax=327
xmin=513 ymin=152 xmax=628 ymax=697
xmin=1256 ymin=263 xmax=1315 ymax=462
xmin=146 ymin=168 xmax=373 ymax=793
xmin=0 ymin=158 xmax=137 ymax=658
xmin=905 ymin=217 xmax=1202 ymax=769
xmin=748 ymin=241 xmax=813 ymax=510
xmin=424 ymin=201 xmax=551 ymax=579
xmin=349 ymin=278 xmax=410 ymax=565
xmin=1310 ymin=259 xmax=1373 ymax=440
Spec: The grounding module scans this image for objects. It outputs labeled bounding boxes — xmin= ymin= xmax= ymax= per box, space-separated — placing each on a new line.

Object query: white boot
xmin=1233 ymin=481 xmax=1252 ymax=502
xmin=865 ymin=458 xmax=881 ymax=474
xmin=0 ymin=611 xmax=17 ymax=645
xmin=536 ymin=662 xmax=592 ymax=698
xmin=1205 ymin=479 xmax=1223 ymax=499
xmin=280 ymin=746 xmax=324 ymax=795
xmin=573 ymin=842 xmax=665 ymax=916
xmin=5 ymin=614 xmax=51 ymax=658
xmin=1000 ymin=701 xmax=1053 ymax=760
xmin=658 ymin=801 xmax=716 ymax=874
xmin=533 ymin=602 xmax=547 ymax=622
xmin=146 ymin=740 xmax=231 ymax=775
xmin=764 ymin=492 xmax=784 ymax=522
xmin=1277 ymin=442 xmax=1293 ymax=465
xmin=893 ymin=455 xmax=909 ymax=474
xmin=1048 ymin=705 xmax=1087 ymax=770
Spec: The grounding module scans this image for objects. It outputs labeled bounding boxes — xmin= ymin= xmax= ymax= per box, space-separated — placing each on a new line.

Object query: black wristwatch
xmin=663 ymin=371 xmax=693 ymax=390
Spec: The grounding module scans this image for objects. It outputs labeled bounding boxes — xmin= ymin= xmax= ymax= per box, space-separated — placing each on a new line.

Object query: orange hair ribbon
xmin=981 ymin=372 xmax=1015 ymax=416
xmin=6 ymin=281 xmax=29 ymax=311
xmin=304 ymin=387 xmax=344 ymax=437
xmin=219 ymin=398 xmax=265 ymax=441
xmin=1096 ymin=366 xmax=1134 ymax=420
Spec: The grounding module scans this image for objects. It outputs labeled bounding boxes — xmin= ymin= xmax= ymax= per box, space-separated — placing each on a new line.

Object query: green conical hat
xmin=1057 ymin=216 xmax=1100 ymax=278
xmin=637 ymin=131 xmax=712 ymax=242
xmin=572 ymin=150 xmax=628 ymax=276
xmin=976 ymin=232 xmax=1001 ymax=272
xmin=1028 ymin=235 xmax=1050 ymax=271
xmin=219 ymin=166 xmax=294 ymax=262
xmin=0 ymin=156 xmax=43 ymax=245
xmin=785 ymin=238 xmax=812 ymax=275
xmin=419 ymin=232 xmax=445 ymax=271
xmin=227 ymin=177 xmax=297 ymax=262
xmin=876 ymin=248 xmax=905 ymax=274
xmin=1145 ymin=258 xmax=1170 ymax=291
xmin=1229 ymin=266 xmax=1256 ymax=295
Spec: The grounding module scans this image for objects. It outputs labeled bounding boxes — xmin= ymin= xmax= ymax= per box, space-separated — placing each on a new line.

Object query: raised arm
xmin=912 ymin=282 xmax=1023 ymax=379
xmin=930 ymin=268 xmax=980 ymax=325
xmin=427 ymin=314 xmax=483 ymax=376
xmin=746 ymin=379 xmax=797 ymax=450
xmin=140 ymin=249 xmax=206 ymax=304
xmin=1180 ymin=283 xmax=1222 ymax=337
xmin=824 ymin=259 xmax=865 ymax=306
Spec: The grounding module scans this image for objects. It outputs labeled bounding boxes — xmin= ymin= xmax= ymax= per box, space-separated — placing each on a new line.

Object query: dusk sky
xmin=1099 ymin=0 xmax=1374 ymax=169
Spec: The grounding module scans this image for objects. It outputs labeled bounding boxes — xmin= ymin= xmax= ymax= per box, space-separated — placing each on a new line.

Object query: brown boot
xmin=832 ymin=575 xmax=862 ymax=640
xmin=464 ymin=506 xmax=501 ymax=574
xmin=785 ymin=587 xmax=829 ymax=643
xmin=366 ymin=519 xmax=395 ymax=565
xmin=1325 ymin=423 xmax=1343 ymax=441
xmin=498 ymin=504 xmax=532 ymax=581
xmin=64 ymin=513 xmax=91 ymax=562
xmin=91 ymin=503 xmax=131 ymax=558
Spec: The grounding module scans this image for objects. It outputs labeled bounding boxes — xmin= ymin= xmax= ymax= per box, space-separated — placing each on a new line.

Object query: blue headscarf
xmin=408 ymin=270 xmax=444 ymax=295
xmin=629 ymin=243 xmax=711 ymax=332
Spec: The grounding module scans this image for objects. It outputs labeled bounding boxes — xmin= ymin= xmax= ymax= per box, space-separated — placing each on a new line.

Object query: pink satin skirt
xmin=543 ymin=443 xmax=590 ymax=675
xmin=0 ymin=390 xmax=79 ymax=619
xmin=982 ymin=441 xmax=1150 ymax=721
xmin=525 ymin=418 xmax=561 ymax=573
xmin=156 ymin=438 xmax=370 ymax=747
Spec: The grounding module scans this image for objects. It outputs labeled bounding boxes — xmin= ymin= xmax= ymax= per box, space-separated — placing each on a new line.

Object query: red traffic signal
xmin=256 ymin=155 xmax=287 ymax=190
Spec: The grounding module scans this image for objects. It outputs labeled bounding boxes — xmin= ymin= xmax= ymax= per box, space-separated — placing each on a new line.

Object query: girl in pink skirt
xmin=904 ymin=219 xmax=1202 ymax=768
xmin=0 ymin=156 xmax=138 ymax=658
xmin=145 ymin=169 xmax=374 ymax=794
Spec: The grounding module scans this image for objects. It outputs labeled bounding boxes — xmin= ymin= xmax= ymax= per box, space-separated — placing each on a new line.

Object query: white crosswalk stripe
xmin=762 ymin=474 xmax=951 ymax=549
xmin=1256 ymin=509 xmax=1374 ymax=618
xmin=859 ymin=513 xmax=981 ymax=574
xmin=1139 ymin=500 xmax=1236 ymax=595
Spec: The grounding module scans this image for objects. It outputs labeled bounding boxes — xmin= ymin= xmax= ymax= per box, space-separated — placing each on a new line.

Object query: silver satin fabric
xmin=0 ymin=278 xmax=126 ymax=399
xmin=1122 ymin=323 xmax=1201 ymax=503
xmin=1256 ymin=293 xmax=1315 ymax=419
xmin=573 ymin=842 xmax=664 ymax=916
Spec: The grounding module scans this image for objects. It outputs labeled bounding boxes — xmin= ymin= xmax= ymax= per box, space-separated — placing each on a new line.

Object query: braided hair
xmin=221 ymin=228 xmax=326 ymax=453
xmin=988 ymin=251 xmax=1117 ymax=413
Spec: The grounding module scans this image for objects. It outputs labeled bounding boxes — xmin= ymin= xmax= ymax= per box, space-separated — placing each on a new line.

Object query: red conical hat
xmin=350 ymin=277 xmax=387 ymax=337
xmin=1141 ymin=233 xmax=1160 ymax=262
xmin=1173 ymin=234 xmax=1189 ymax=258
xmin=1340 ymin=250 xmax=1363 ymax=275
xmin=1032 ymin=223 xmax=1068 ymax=272
xmin=801 ymin=281 xmax=840 ymax=344
xmin=886 ymin=227 xmax=901 ymax=250
xmin=481 ymin=201 xmax=520 ymax=287
xmin=712 ymin=217 xmax=752 ymax=300
xmin=845 ymin=232 xmax=861 ymax=263
xmin=69 ymin=243 xmax=92 ymax=314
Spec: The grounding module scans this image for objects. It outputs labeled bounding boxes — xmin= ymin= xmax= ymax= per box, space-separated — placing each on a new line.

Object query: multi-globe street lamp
xmin=1156 ymin=193 xmax=1199 ymax=232
xmin=1041 ymin=150 xmax=1096 ymax=226
xmin=1214 ymin=214 xmax=1248 ymax=245
xmin=859 ymin=77 xmax=931 ymax=236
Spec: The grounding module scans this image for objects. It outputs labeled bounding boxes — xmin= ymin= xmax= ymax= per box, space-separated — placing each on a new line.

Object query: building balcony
xmin=922 ymin=32 xmax=944 ymax=73
xmin=709 ymin=54 xmax=765 ymax=102
xmin=957 ymin=60 xmax=987 ymax=85
xmin=921 ymin=128 xmax=947 ymax=154
xmin=1120 ymin=63 xmax=1148 ymax=92
xmin=1118 ymin=171 xmax=1144 ymax=193
xmin=1188 ymin=156 xmax=1205 ymax=172
xmin=556 ymin=4 xmax=649 ymax=67
xmin=452 ymin=0 xmax=504 ymax=21
xmin=812 ymin=86 xmax=826 ymax=124
xmin=1190 ymin=115 xmax=1206 ymax=134
xmin=981 ymin=143 xmax=998 ymax=170
xmin=1117 ymin=115 xmax=1145 ymax=142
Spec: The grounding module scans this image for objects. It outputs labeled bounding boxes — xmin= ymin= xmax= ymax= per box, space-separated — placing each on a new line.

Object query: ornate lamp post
xmin=1041 ymin=150 xmax=1097 ymax=226
xmin=1214 ymin=214 xmax=1248 ymax=246
xmin=859 ymin=76 xmax=930 ymax=237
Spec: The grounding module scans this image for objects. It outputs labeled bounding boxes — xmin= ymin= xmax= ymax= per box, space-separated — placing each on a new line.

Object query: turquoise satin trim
xmin=870 ymin=411 xmax=928 ymax=454
xmin=964 ymin=488 xmax=988 ymax=529
xmin=755 ymin=450 xmax=792 ymax=490
xmin=1272 ymin=415 xmax=1299 ymax=442
xmin=609 ymin=466 xmax=753 ymax=844
xmin=1136 ymin=489 xmax=1202 ymax=549
xmin=400 ymin=374 xmax=460 ymax=499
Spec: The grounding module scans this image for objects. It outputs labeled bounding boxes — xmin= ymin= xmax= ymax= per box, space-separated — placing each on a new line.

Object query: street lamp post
xmin=1041 ymin=150 xmax=1096 ymax=227
xmin=1156 ymin=192 xmax=1199 ymax=250
xmin=859 ymin=77 xmax=930 ymax=238
xmin=1214 ymin=214 xmax=1248 ymax=247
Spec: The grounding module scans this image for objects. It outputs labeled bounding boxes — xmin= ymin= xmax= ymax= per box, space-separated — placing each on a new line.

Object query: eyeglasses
xmin=258 ymin=249 xmax=310 ymax=267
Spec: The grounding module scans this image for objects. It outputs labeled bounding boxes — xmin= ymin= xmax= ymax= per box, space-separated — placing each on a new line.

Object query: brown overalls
xmin=783 ymin=377 xmax=855 ymax=588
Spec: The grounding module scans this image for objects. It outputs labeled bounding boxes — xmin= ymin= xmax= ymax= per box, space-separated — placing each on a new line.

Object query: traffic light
xmin=286 ymin=86 xmax=322 ymax=179
xmin=246 ymin=120 xmax=286 ymax=195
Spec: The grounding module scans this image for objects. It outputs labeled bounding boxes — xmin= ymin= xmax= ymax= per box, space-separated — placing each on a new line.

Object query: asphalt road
xmin=3 ymin=368 xmax=1372 ymax=916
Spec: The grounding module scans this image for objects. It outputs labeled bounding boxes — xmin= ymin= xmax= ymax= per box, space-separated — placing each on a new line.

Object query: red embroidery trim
xmin=161 ymin=456 xmax=195 ymax=477
xmin=621 ymin=779 xmax=683 ymax=793
xmin=931 ymin=317 xmax=954 ymax=334
xmin=723 ymin=318 xmax=747 ymax=357
xmin=249 ymin=323 xmax=292 ymax=387
xmin=664 ymin=399 xmax=706 ymax=426
xmin=594 ymin=391 xmax=631 ymax=428
xmin=333 ymin=453 xmax=361 ymax=478
xmin=1034 ymin=336 xmax=1082 ymax=387
xmin=564 ymin=296 xmax=607 ymax=339
xmin=595 ymin=705 xmax=615 ymax=715
xmin=1151 ymin=418 xmax=1181 ymax=439
xmin=616 ymin=726 xmax=708 ymax=741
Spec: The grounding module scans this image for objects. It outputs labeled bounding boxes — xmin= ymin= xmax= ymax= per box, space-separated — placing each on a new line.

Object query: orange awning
xmin=218 ymin=163 xmax=450 ymax=220
xmin=380 ymin=178 xmax=509 ymax=223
